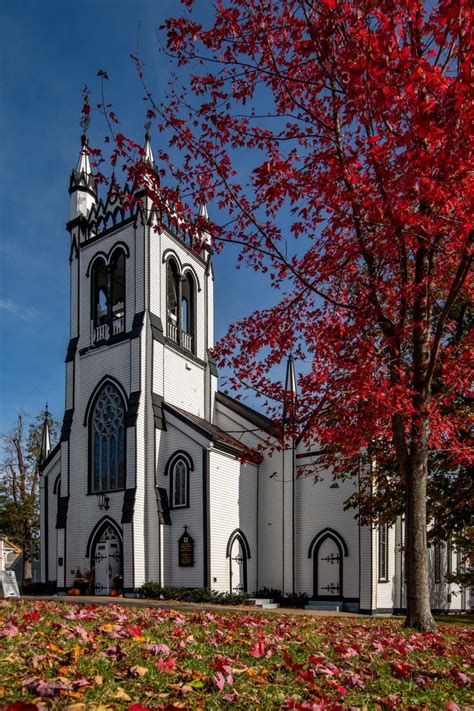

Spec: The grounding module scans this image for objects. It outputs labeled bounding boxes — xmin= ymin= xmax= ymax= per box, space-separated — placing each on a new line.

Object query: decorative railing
xmin=92 ymin=316 xmax=125 ymax=344
xmin=181 ymin=331 xmax=193 ymax=351
xmin=167 ymin=321 xmax=178 ymax=343
xmin=167 ymin=320 xmax=193 ymax=353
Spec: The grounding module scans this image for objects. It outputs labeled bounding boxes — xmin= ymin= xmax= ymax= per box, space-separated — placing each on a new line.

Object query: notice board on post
xmin=0 ymin=570 xmax=20 ymax=598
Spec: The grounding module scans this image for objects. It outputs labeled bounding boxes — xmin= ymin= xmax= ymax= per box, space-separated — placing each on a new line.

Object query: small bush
xmin=140 ymin=583 xmax=250 ymax=606
xmin=253 ymin=587 xmax=309 ymax=607
xmin=254 ymin=587 xmax=283 ymax=600
xmin=21 ymin=580 xmax=57 ymax=596
xmin=281 ymin=592 xmax=310 ymax=608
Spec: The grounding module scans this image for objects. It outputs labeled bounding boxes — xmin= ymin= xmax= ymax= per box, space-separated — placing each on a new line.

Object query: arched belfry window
xmin=91 ymin=258 xmax=108 ymax=330
xmin=166 ymin=258 xmax=195 ymax=353
xmin=181 ymin=273 xmax=195 ymax=352
xmin=110 ymin=251 xmax=125 ymax=336
xmin=91 ymin=383 xmax=125 ymax=492
xmin=90 ymin=249 xmax=126 ymax=343
xmin=166 ymin=259 xmax=180 ymax=342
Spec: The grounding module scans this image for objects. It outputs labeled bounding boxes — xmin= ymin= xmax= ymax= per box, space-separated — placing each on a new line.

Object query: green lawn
xmin=0 ymin=599 xmax=472 ymax=709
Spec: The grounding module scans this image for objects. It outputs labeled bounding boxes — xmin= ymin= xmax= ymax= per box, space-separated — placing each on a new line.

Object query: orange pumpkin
xmin=110 ymin=589 xmax=118 ymax=597
xmin=67 ymin=588 xmax=76 ymax=596
xmin=74 ymin=589 xmax=81 ymax=595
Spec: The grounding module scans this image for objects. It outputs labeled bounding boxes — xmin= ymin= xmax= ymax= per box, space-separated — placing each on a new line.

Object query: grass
xmin=0 ymin=599 xmax=472 ymax=709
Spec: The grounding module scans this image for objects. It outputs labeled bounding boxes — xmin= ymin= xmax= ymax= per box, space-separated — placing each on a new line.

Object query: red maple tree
xmin=94 ymin=0 xmax=472 ymax=630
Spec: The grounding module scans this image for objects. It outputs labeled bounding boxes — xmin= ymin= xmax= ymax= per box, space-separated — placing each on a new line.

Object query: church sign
xmin=178 ymin=526 xmax=194 ymax=567
xmin=0 ymin=570 xmax=20 ymax=598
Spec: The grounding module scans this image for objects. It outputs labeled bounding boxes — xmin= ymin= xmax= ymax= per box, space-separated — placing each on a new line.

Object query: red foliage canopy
xmin=148 ymin=0 xmax=472 ymax=476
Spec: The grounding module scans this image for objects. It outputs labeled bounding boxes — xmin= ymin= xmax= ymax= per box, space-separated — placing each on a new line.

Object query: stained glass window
xmin=91 ymin=383 xmax=125 ymax=492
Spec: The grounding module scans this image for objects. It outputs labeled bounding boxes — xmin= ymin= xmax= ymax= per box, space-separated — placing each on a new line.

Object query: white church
xmin=39 ymin=130 xmax=467 ymax=614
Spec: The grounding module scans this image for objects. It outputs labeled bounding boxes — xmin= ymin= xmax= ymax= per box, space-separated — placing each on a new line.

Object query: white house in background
xmin=39 ymin=130 xmax=468 ymax=614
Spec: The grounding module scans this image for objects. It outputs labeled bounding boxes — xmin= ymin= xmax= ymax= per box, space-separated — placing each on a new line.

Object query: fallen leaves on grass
xmin=0 ymin=599 xmax=472 ymax=710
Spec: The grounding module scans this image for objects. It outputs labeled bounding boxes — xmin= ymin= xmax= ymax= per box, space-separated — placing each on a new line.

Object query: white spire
xmin=40 ymin=406 xmax=51 ymax=465
xmin=76 ymin=134 xmax=92 ymax=174
xmin=198 ymin=202 xmax=211 ymax=250
xmin=144 ymin=130 xmax=155 ymax=167
xmin=285 ymin=353 xmax=297 ymax=395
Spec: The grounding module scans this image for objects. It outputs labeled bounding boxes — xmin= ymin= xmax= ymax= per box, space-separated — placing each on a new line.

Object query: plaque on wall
xmin=178 ymin=526 xmax=194 ymax=567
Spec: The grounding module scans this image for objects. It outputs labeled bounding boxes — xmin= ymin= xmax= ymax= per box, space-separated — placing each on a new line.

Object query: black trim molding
xmin=121 ymin=488 xmax=136 ymax=524
xmin=156 ymin=487 xmax=171 ymax=525
xmin=65 ymin=337 xmax=79 ymax=363
xmin=61 ymin=410 xmax=74 ymax=442
xmin=152 ymin=393 xmax=166 ymax=430
xmin=56 ymin=496 xmax=69 ymax=529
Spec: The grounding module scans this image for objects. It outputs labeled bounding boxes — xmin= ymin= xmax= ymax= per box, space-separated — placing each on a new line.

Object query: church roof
xmin=163 ymin=403 xmax=263 ymax=464
xmin=215 ymin=391 xmax=278 ymax=437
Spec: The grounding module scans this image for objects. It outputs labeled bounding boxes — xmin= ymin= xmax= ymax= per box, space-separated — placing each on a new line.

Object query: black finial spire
xmin=80 ymin=84 xmax=91 ymax=142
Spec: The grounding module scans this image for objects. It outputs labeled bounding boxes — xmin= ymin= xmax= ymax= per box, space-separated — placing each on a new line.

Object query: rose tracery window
xmin=91 ymin=383 xmax=125 ymax=492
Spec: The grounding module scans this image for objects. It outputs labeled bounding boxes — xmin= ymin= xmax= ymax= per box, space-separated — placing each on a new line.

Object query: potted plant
xmin=73 ymin=568 xmax=89 ymax=595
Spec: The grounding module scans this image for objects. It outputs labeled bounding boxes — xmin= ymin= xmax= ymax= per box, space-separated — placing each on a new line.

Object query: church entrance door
xmin=229 ymin=537 xmax=247 ymax=594
xmin=93 ymin=526 xmax=122 ymax=595
xmin=314 ymin=536 xmax=342 ymax=599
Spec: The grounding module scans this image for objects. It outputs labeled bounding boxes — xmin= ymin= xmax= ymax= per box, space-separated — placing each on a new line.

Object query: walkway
xmin=25 ymin=595 xmax=366 ymax=617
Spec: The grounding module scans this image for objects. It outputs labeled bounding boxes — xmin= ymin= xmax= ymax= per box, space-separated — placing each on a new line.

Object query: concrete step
xmin=248 ymin=598 xmax=273 ymax=605
xmin=305 ymin=602 xmax=341 ymax=612
xmin=260 ymin=603 xmax=280 ymax=609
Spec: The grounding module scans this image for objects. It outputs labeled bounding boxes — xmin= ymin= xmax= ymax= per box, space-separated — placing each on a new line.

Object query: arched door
xmin=92 ymin=525 xmax=122 ymax=595
xmin=229 ymin=536 xmax=247 ymax=594
xmin=314 ymin=536 xmax=342 ymax=599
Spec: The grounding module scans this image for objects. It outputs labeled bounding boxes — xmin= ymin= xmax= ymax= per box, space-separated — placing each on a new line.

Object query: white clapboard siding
xmin=156 ymin=420 xmax=207 ymax=588
xmin=208 ymin=450 xmax=258 ymax=594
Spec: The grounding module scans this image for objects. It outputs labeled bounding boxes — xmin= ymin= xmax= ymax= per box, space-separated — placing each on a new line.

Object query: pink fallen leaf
xmin=213 ymin=671 xmax=225 ymax=691
xmin=156 ymin=655 xmax=177 ymax=672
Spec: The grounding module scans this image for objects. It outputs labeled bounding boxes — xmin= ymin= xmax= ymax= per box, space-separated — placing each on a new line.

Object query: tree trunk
xmin=22 ymin=523 xmax=32 ymax=583
xmin=404 ymin=435 xmax=437 ymax=631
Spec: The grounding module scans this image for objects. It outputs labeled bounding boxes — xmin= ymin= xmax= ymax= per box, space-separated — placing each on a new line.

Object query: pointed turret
xmin=144 ymin=129 xmax=156 ymax=169
xmin=283 ymin=353 xmax=297 ymax=424
xmin=40 ymin=405 xmax=51 ymax=466
xmin=69 ymin=87 xmax=97 ymax=219
xmin=284 ymin=353 xmax=297 ymax=396
xmin=198 ymin=202 xmax=211 ymax=252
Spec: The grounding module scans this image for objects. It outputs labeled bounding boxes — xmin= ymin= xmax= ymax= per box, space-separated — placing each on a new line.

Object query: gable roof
xmin=163 ymin=402 xmax=263 ymax=464
xmin=215 ymin=391 xmax=278 ymax=437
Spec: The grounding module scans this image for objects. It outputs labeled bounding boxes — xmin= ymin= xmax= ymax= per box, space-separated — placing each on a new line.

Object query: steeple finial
xmin=143 ymin=119 xmax=155 ymax=167
xmin=40 ymin=405 xmax=51 ymax=465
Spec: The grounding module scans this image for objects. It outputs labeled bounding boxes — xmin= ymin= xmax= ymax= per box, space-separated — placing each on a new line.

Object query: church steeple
xmin=40 ymin=405 xmax=51 ymax=466
xmin=69 ymin=87 xmax=97 ymax=219
xmin=143 ymin=126 xmax=156 ymax=169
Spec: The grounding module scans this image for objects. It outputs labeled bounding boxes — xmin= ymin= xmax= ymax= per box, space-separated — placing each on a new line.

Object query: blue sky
xmin=0 ymin=0 xmax=281 ymax=432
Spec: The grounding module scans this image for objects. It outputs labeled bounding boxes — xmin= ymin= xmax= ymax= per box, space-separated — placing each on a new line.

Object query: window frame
xmin=169 ymin=457 xmax=190 ymax=510
xmin=378 ymin=523 xmax=389 ymax=583
xmin=89 ymin=382 xmax=126 ymax=495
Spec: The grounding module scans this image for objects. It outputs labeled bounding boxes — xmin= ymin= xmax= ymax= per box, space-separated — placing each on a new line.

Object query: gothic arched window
xmin=170 ymin=458 xmax=189 ymax=508
xmin=181 ymin=272 xmax=195 ymax=352
xmin=91 ymin=383 xmax=125 ymax=493
xmin=166 ymin=259 xmax=180 ymax=342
